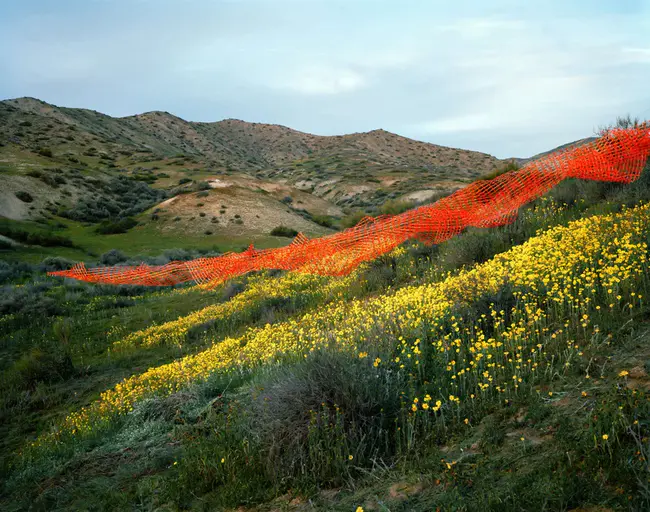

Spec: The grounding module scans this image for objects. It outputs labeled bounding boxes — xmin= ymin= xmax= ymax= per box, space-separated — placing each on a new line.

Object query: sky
xmin=1 ymin=0 xmax=649 ymax=158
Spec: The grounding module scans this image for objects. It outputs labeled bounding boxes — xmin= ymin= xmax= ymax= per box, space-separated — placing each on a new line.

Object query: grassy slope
xmin=1 ymin=167 xmax=650 ymax=510
xmin=0 ymin=212 xmax=289 ymax=264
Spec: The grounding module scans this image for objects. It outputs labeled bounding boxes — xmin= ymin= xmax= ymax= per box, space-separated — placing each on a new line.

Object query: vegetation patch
xmin=270 ymin=225 xmax=299 ymax=237
xmin=14 ymin=191 xmax=33 ymax=203
xmin=95 ymin=217 xmax=138 ymax=235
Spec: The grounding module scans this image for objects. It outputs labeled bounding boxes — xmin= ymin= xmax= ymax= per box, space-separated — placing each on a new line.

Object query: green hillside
xmin=1 ymin=110 xmax=649 ymax=510
xmin=1 ymin=147 xmax=650 ymax=509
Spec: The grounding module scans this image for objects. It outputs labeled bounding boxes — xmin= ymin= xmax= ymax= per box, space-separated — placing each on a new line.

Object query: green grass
xmin=1 ymin=215 xmax=286 ymax=261
xmin=2 ymin=165 xmax=650 ymax=510
xmin=4 ymin=218 xmax=649 ymax=510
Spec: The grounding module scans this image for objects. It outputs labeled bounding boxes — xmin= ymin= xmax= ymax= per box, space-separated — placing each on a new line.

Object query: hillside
xmin=3 ymin=100 xmax=650 ymax=510
xmin=1 ymin=118 xmax=650 ymax=509
xmin=512 ymin=136 xmax=599 ymax=167
xmin=0 ymin=97 xmax=502 ymax=222
xmin=2 ymin=166 xmax=650 ymax=510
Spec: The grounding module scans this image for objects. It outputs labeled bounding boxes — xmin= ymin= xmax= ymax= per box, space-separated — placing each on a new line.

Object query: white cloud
xmin=278 ymin=66 xmax=367 ymax=95
xmin=622 ymin=47 xmax=650 ymax=63
xmin=415 ymin=114 xmax=496 ymax=134
xmin=436 ymin=18 xmax=525 ymax=38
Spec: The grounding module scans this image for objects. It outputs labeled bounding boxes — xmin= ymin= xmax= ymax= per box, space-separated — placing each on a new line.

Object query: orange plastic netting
xmin=49 ymin=125 xmax=650 ymax=288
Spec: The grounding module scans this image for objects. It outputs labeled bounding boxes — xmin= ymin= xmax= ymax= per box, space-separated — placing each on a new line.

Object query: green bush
xmin=99 ymin=249 xmax=128 ymax=265
xmin=0 ymin=239 xmax=14 ymax=251
xmin=310 ymin=213 xmax=336 ymax=228
xmin=0 ymin=224 xmax=74 ymax=247
xmin=60 ymin=176 xmax=167 ymax=223
xmin=15 ymin=191 xmax=33 ymax=203
xmin=95 ymin=217 xmax=138 ymax=234
xmin=37 ymin=147 xmax=53 ymax=158
xmin=171 ymin=349 xmax=406 ymax=506
xmin=481 ymin=160 xmax=520 ymax=181
xmin=270 ymin=226 xmax=299 ymax=237
xmin=379 ymin=199 xmax=414 ymax=216
xmin=340 ymin=211 xmax=367 ymax=229
xmin=12 ymin=347 xmax=75 ymax=388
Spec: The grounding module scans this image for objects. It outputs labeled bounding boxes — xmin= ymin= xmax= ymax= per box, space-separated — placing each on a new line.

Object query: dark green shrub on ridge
xmin=15 ymin=191 xmax=33 ymax=203
xmin=270 ymin=226 xmax=299 ymax=237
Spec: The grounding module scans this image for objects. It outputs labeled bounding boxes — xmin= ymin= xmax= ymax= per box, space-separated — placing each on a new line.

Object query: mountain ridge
xmin=1 ymin=96 xmax=507 ymax=216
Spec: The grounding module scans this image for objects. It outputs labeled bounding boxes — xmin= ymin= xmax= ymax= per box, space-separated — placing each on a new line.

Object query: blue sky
xmin=1 ymin=0 xmax=649 ymax=158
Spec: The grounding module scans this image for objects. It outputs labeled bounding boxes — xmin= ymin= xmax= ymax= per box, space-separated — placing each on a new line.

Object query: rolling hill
xmin=0 ymin=97 xmax=503 ymax=219
xmin=2 ymin=101 xmax=650 ymax=510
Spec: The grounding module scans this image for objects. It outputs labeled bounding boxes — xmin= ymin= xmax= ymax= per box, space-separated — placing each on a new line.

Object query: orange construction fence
xmin=49 ymin=125 xmax=650 ymax=288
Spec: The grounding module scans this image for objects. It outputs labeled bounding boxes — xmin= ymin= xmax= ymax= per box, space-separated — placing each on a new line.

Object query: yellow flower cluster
xmin=31 ymin=204 xmax=650 ymax=448
xmin=112 ymin=271 xmax=356 ymax=350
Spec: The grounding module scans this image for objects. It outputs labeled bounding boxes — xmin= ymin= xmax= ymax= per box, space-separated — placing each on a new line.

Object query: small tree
xmin=596 ymin=114 xmax=644 ymax=136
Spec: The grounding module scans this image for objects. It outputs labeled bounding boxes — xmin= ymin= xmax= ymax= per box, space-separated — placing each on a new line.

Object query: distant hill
xmin=510 ymin=137 xmax=598 ymax=167
xmin=0 ymin=97 xmax=502 ymax=212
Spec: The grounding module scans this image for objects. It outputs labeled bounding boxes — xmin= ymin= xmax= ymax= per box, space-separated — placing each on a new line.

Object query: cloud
xmin=0 ymin=1 xmax=648 ymax=157
xmin=622 ymin=47 xmax=650 ymax=63
xmin=275 ymin=66 xmax=367 ymax=95
xmin=415 ymin=114 xmax=496 ymax=134
xmin=436 ymin=17 xmax=526 ymax=38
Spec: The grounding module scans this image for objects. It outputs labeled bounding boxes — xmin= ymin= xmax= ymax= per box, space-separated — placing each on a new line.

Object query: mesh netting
xmin=49 ymin=125 xmax=650 ymax=288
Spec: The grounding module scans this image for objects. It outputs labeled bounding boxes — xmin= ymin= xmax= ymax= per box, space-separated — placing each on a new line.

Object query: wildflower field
xmin=2 ymin=165 xmax=650 ymax=510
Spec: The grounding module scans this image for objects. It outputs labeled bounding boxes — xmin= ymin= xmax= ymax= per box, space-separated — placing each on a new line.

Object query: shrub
xmin=481 ymin=160 xmax=520 ymax=181
xmin=340 ymin=211 xmax=367 ymax=229
xmin=37 ymin=147 xmax=53 ymax=158
xmin=0 ymin=224 xmax=74 ymax=247
xmin=178 ymin=178 xmax=192 ymax=185
xmin=59 ymin=176 xmax=167 ymax=223
xmin=99 ymin=249 xmax=128 ymax=265
xmin=173 ymin=349 xmax=405 ymax=501
xmin=12 ymin=347 xmax=75 ymax=388
xmin=39 ymin=257 xmax=75 ymax=272
xmin=15 ymin=191 xmax=33 ymax=203
xmin=0 ymin=283 xmax=63 ymax=317
xmin=95 ymin=217 xmax=138 ymax=234
xmin=379 ymin=199 xmax=414 ymax=216
xmin=270 ymin=226 xmax=298 ymax=237
xmin=310 ymin=214 xmax=335 ymax=228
